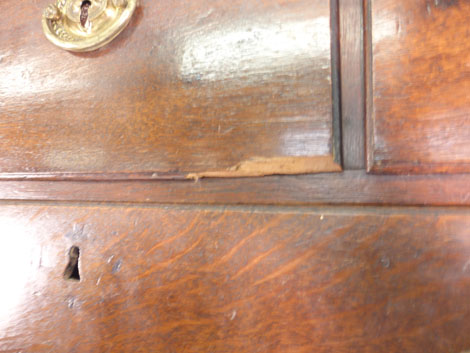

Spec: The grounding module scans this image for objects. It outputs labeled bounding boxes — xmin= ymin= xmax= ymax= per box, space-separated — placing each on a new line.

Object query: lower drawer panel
xmin=0 ymin=205 xmax=469 ymax=353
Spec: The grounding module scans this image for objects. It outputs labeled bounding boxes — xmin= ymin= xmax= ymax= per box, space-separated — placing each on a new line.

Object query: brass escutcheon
xmin=42 ymin=0 xmax=137 ymax=52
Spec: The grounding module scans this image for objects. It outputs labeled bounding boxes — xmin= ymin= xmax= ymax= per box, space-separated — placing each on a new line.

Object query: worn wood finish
xmin=1 ymin=204 xmax=470 ymax=352
xmin=339 ymin=0 xmax=365 ymax=169
xmin=366 ymin=0 xmax=470 ymax=173
xmin=0 ymin=0 xmax=340 ymax=179
xmin=2 ymin=171 xmax=470 ymax=206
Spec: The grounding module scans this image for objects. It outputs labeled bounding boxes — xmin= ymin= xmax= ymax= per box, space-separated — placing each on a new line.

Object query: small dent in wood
xmin=380 ymin=256 xmax=391 ymax=269
xmin=67 ymin=296 xmax=76 ymax=308
xmin=112 ymin=259 xmax=123 ymax=274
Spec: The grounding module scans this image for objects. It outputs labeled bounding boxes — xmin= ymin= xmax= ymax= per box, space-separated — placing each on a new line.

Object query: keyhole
xmin=80 ymin=0 xmax=92 ymax=28
xmin=64 ymin=246 xmax=80 ymax=281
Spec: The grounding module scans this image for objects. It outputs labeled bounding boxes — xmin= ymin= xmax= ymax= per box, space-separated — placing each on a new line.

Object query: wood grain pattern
xmin=339 ymin=0 xmax=365 ymax=169
xmin=0 ymin=0 xmax=340 ymax=179
xmin=366 ymin=0 xmax=470 ymax=173
xmin=0 ymin=204 xmax=469 ymax=352
xmin=2 ymin=170 xmax=470 ymax=206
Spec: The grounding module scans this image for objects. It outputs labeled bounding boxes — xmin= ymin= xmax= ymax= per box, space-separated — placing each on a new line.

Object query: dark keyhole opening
xmin=64 ymin=246 xmax=80 ymax=281
xmin=80 ymin=1 xmax=92 ymax=28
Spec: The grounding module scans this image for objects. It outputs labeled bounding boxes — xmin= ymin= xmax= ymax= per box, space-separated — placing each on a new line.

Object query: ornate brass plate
xmin=42 ymin=0 xmax=137 ymax=52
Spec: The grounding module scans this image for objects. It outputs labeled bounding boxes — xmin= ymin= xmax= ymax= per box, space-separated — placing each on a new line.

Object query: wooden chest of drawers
xmin=1 ymin=0 xmax=470 ymax=352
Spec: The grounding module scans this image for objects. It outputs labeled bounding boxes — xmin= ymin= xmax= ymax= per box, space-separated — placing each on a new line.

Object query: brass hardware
xmin=42 ymin=0 xmax=137 ymax=52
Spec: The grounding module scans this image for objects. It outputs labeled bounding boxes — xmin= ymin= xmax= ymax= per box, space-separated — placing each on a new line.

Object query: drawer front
xmin=0 ymin=0 xmax=340 ymax=179
xmin=0 ymin=205 xmax=469 ymax=352
xmin=366 ymin=0 xmax=470 ymax=174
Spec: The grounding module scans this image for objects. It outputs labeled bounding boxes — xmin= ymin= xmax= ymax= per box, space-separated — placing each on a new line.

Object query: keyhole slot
xmin=80 ymin=1 xmax=92 ymax=28
xmin=64 ymin=246 xmax=80 ymax=281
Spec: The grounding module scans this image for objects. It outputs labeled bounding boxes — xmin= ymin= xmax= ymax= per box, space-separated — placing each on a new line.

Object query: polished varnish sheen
xmin=0 ymin=0 xmax=339 ymax=178
xmin=1 ymin=0 xmax=470 ymax=352
xmin=367 ymin=0 xmax=470 ymax=173
xmin=0 ymin=205 xmax=469 ymax=352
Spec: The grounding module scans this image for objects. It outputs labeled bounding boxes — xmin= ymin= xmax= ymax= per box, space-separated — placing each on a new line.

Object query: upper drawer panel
xmin=367 ymin=0 xmax=470 ymax=174
xmin=0 ymin=0 xmax=340 ymax=179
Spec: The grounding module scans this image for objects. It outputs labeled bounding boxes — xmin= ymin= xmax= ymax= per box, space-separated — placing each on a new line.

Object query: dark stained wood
xmin=0 ymin=0 xmax=341 ymax=179
xmin=0 ymin=204 xmax=469 ymax=352
xmin=2 ymin=170 xmax=470 ymax=206
xmin=339 ymin=0 xmax=365 ymax=169
xmin=366 ymin=0 xmax=470 ymax=174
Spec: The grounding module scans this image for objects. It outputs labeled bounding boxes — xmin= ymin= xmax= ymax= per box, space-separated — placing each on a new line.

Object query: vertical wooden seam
xmin=364 ymin=0 xmax=375 ymax=172
xmin=339 ymin=0 xmax=366 ymax=169
xmin=330 ymin=0 xmax=343 ymax=167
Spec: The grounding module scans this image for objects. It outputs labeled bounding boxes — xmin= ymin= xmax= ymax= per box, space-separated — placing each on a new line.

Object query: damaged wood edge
xmin=186 ymin=156 xmax=342 ymax=180
xmin=0 ymin=156 xmax=342 ymax=181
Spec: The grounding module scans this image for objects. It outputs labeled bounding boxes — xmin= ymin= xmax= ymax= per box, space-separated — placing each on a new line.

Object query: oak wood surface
xmin=366 ymin=0 xmax=470 ymax=173
xmin=0 ymin=204 xmax=469 ymax=353
xmin=0 ymin=0 xmax=340 ymax=179
xmin=2 ymin=171 xmax=470 ymax=206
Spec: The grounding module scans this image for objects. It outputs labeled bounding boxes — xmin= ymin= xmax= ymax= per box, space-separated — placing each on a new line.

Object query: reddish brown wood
xmin=0 ymin=0 xmax=340 ymax=179
xmin=0 ymin=204 xmax=469 ymax=352
xmin=2 ymin=2 xmax=470 ymax=353
xmin=366 ymin=0 xmax=470 ymax=174
xmin=339 ymin=0 xmax=365 ymax=169
xmin=2 ymin=171 xmax=470 ymax=206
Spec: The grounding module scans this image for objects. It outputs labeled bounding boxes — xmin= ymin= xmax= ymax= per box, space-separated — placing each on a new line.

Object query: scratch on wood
xmin=426 ymin=0 xmax=459 ymax=10
xmin=187 ymin=156 xmax=341 ymax=180
xmin=463 ymin=259 xmax=470 ymax=272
